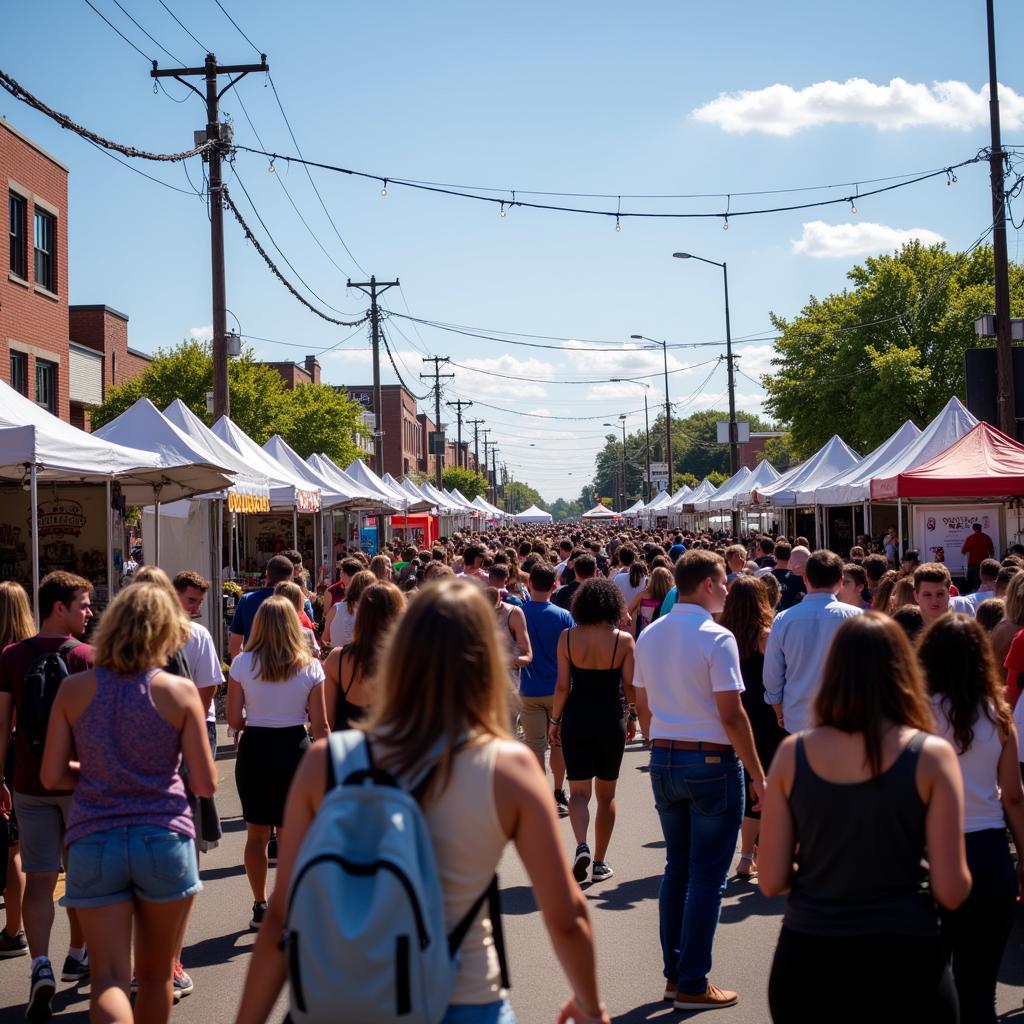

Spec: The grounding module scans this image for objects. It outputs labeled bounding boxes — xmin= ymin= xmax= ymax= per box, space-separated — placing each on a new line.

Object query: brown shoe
xmin=673 ymin=983 xmax=738 ymax=1011
xmin=663 ymin=982 xmax=677 ymax=1002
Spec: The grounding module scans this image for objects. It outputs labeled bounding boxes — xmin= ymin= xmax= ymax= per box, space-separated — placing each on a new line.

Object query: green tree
xmin=442 ymin=466 xmax=489 ymax=499
xmin=90 ymin=340 xmax=368 ymax=463
xmin=548 ymin=497 xmax=584 ymax=520
xmin=758 ymin=434 xmax=800 ymax=470
xmin=504 ymin=480 xmax=545 ymax=514
xmin=763 ymin=241 xmax=1024 ymax=458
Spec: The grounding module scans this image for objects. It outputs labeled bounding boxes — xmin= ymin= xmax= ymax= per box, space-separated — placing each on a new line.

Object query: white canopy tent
xmin=263 ymin=436 xmax=367 ymax=511
xmin=754 ymin=436 xmax=861 ymax=508
xmin=345 ymin=459 xmax=406 ymax=509
xmin=394 ymin=476 xmax=436 ymax=513
xmin=807 ymin=421 xmax=922 ymax=507
xmin=382 ymin=473 xmax=433 ymax=514
xmin=419 ymin=481 xmax=464 ymax=515
xmin=447 ymin=488 xmax=480 ymax=513
xmin=697 ymin=467 xmax=751 ymax=512
xmin=641 ymin=488 xmax=677 ymax=522
xmin=471 ymin=494 xmax=506 ymax=519
xmin=513 ymin=504 xmax=552 ymax=523
xmin=678 ymin=478 xmax=720 ymax=511
xmin=621 ymin=499 xmax=645 ymax=518
xmin=581 ymin=504 xmax=621 ymax=520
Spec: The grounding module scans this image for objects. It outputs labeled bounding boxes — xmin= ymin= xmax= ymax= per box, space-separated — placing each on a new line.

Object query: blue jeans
xmin=441 ymin=1001 xmax=516 ymax=1024
xmin=649 ymin=746 xmax=743 ymax=995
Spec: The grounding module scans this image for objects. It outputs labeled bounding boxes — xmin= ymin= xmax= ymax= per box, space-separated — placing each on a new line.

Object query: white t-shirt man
xmin=183 ymin=620 xmax=223 ymax=723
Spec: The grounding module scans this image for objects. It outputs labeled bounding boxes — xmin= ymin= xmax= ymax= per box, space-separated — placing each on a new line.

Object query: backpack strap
xmin=447 ymin=876 xmax=510 ymax=991
xmin=325 ymin=729 xmax=373 ymax=791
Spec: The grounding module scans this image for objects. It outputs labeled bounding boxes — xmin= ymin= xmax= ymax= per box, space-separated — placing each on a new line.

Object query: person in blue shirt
xmin=668 ymin=535 xmax=687 ymax=563
xmin=228 ymin=555 xmax=295 ymax=657
xmin=520 ymin=563 xmax=575 ymax=814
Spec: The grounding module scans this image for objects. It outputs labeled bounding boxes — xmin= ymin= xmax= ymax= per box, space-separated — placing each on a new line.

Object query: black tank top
xmin=333 ymin=648 xmax=368 ymax=731
xmin=563 ymin=630 xmax=626 ymax=724
xmin=784 ymin=730 xmax=938 ymax=937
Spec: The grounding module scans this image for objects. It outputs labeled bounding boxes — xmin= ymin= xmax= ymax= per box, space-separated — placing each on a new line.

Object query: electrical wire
xmin=81 ymin=0 xmax=151 ymax=61
xmin=107 ymin=0 xmax=184 ymax=63
xmin=234 ymin=144 xmax=986 ymax=224
xmin=209 ymin=0 xmax=261 ymax=54
xmin=155 ymin=0 xmax=209 ymax=51
xmin=81 ymin=136 xmax=204 ymax=194
xmin=0 ymin=66 xmax=214 ymax=161
xmin=444 ymin=356 xmax=719 ymax=387
xmin=380 ymin=328 xmax=430 ymax=401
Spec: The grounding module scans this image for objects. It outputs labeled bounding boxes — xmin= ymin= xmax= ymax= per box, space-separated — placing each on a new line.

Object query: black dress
xmin=561 ymin=630 xmax=627 ymax=783
xmin=739 ymin=650 xmax=786 ymax=820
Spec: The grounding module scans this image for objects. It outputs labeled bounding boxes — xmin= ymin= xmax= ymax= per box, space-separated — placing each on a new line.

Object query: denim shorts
xmin=442 ymin=1002 xmax=516 ymax=1024
xmin=62 ymin=824 xmax=202 ymax=908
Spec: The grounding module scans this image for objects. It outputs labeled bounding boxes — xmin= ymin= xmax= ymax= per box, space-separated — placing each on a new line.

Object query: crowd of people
xmin=1 ymin=520 xmax=1023 ymax=1022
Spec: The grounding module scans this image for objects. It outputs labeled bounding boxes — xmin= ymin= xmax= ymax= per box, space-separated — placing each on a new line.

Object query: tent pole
xmin=30 ymin=465 xmax=40 ymax=623
xmin=154 ymin=500 xmax=161 ymax=565
xmin=897 ymin=498 xmax=903 ymax=560
xmin=106 ymin=479 xmax=114 ymax=606
xmin=212 ymin=500 xmax=223 ymax=658
xmin=292 ymin=508 xmax=299 ymax=548
xmin=851 ymin=504 xmax=856 ymax=547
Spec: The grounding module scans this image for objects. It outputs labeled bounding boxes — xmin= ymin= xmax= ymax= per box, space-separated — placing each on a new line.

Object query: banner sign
xmin=912 ymin=505 xmax=1002 ymax=575
xmin=227 ymin=491 xmax=272 ymax=514
xmin=360 ymin=526 xmax=379 ymax=556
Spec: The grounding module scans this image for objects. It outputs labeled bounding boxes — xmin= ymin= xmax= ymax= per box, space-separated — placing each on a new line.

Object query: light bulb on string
xmin=615 ymin=215 xmax=621 ymax=232
xmin=850 ymin=200 xmax=857 ymax=215
xmin=499 ymin=202 xmax=506 ymax=218
xmin=268 ymin=159 xmax=276 ymax=174
xmin=380 ymin=178 xmax=388 ymax=197
xmin=722 ymin=216 xmax=729 ymax=231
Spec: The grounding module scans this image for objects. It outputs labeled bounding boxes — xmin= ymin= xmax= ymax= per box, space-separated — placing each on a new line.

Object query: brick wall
xmin=68 ymin=305 xmax=144 ymax=392
xmin=265 ymin=361 xmax=313 ymax=390
xmin=1 ymin=120 xmax=70 ymax=420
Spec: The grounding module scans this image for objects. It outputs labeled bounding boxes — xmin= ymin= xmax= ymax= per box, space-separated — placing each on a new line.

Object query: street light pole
xmin=612 ymin=378 xmax=651 ymax=501
xmin=630 ymin=335 xmax=672 ymax=493
xmin=619 ymin=414 xmax=628 ymax=510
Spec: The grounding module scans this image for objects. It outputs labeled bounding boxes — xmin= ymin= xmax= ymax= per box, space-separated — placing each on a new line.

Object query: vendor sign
xmin=912 ymin=505 xmax=1002 ymax=575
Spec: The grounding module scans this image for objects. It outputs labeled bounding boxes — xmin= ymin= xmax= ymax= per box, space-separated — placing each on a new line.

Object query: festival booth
xmin=621 ymin=499 xmax=645 ymax=521
xmin=805 ymin=420 xmax=922 ymax=552
xmin=306 ymin=455 xmax=393 ymax=565
xmin=211 ymin=416 xmax=321 ymax=589
xmin=513 ymin=504 xmax=552 ymax=524
xmin=446 ymin=488 xmax=483 ymax=532
xmin=676 ymin=478 xmax=720 ymax=531
xmin=581 ymin=504 xmax=621 ymax=520
xmin=382 ymin=473 xmax=437 ymax=548
xmin=471 ymin=494 xmax=507 ymax=525
xmin=0 ymin=381 xmax=233 ymax=619
xmin=641 ymin=488 xmax=677 ymax=528
xmin=94 ymin=398 xmax=253 ymax=637
xmin=338 ymin=459 xmax=405 ymax=556
xmin=719 ymin=460 xmax=781 ymax=534
xmin=753 ymin=435 xmax=861 ymax=547
xmin=871 ymin=421 xmax=1024 ymax=576
xmin=698 ymin=466 xmax=751 ymax=533
xmin=419 ymin=481 xmax=466 ymax=536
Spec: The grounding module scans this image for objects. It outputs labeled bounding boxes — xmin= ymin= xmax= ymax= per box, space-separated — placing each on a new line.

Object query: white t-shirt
xmin=933 ymin=695 xmax=1007 ymax=833
xmin=229 ymin=651 xmax=324 ymax=728
xmin=1013 ymin=692 xmax=1024 ymax=762
xmin=184 ymin=621 xmax=223 ymax=723
xmin=329 ymin=602 xmax=356 ymax=647
xmin=613 ymin=570 xmax=648 ymax=610
xmin=633 ymin=603 xmax=744 ymax=745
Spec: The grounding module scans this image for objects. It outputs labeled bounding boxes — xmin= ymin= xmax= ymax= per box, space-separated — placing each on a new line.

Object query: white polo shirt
xmin=633 ymin=602 xmax=744 ymax=745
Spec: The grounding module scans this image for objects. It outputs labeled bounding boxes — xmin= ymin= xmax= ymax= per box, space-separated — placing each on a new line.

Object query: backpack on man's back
xmin=20 ymin=638 xmax=80 ymax=758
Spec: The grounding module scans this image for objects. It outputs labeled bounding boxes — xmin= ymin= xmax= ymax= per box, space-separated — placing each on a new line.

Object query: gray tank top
xmin=784 ymin=730 xmax=939 ymax=937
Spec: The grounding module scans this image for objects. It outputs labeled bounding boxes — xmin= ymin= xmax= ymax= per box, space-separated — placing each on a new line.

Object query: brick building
xmin=739 ymin=431 xmax=786 ymax=470
xmin=347 ymin=384 xmax=422 ymax=477
xmin=265 ymin=354 xmax=320 ymax=389
xmin=2 ymin=120 xmax=150 ymax=428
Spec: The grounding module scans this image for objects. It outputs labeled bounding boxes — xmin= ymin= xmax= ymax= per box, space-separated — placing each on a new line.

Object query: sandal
xmin=735 ymin=853 xmax=755 ymax=879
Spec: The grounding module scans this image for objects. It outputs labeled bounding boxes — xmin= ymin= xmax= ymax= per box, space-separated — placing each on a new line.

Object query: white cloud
xmin=735 ymin=343 xmax=776 ymax=377
xmin=450 ymin=354 xmax=552 ymax=400
xmin=792 ymin=220 xmax=945 ymax=258
xmin=692 ymin=78 xmax=1024 ymax=135
xmin=189 ymin=325 xmax=213 ymax=341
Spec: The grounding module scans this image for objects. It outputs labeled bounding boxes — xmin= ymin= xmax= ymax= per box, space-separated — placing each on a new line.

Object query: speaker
xmin=964 ymin=347 xmax=1024 ymax=431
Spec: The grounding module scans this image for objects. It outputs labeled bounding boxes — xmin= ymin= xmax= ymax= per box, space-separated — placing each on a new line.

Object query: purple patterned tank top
xmin=66 ymin=667 xmax=194 ymax=845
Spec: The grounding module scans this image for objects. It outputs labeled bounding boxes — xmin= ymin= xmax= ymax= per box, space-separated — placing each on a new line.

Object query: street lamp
xmin=673 ymin=250 xmax=739 ymax=534
xmin=630 ymin=333 xmax=672 ymax=494
xmin=612 ymin=378 xmax=651 ymax=501
xmin=602 ymin=421 xmax=627 ymax=511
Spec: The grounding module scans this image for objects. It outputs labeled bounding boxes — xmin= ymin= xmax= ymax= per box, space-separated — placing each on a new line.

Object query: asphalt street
xmin=2 ymin=730 xmax=1023 ymax=1023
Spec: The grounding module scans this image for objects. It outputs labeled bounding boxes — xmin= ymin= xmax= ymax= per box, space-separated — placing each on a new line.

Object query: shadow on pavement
xmin=586 ymin=873 xmax=660 ymax=911
xmin=719 ymin=882 xmax=784 ymax=923
xmin=611 ymin=998 xmax=676 ymax=1022
xmin=998 ymin=910 xmax=1024 ymax=989
xmin=499 ymin=884 xmax=538 ymax=916
xmin=183 ymin=927 xmax=254 ymax=969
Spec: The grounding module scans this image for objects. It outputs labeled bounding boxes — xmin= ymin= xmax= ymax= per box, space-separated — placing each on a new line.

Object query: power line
xmin=233 ymin=143 xmax=986 ymax=225
xmin=210 ymin=0 xmax=261 ymax=54
xmin=444 ymin=355 xmax=720 ymax=386
xmin=82 ymin=135 xmax=205 ymax=195
xmin=155 ymin=0 xmax=209 ymax=51
xmin=107 ymin=0 xmax=184 ymax=63
xmin=81 ymin=0 xmax=151 ymax=61
xmin=380 ymin=327 xmax=430 ymax=400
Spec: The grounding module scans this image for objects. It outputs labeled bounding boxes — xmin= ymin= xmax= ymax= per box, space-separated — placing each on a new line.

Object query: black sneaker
xmin=27 ymin=959 xmax=55 ymax=1021
xmin=572 ymin=842 xmax=591 ymax=884
xmin=0 ymin=929 xmax=27 ymax=958
xmin=267 ymin=831 xmax=278 ymax=867
xmin=591 ymin=861 xmax=614 ymax=882
xmin=554 ymin=789 xmax=569 ymax=816
xmin=61 ymin=951 xmax=89 ymax=983
xmin=249 ymin=900 xmax=268 ymax=930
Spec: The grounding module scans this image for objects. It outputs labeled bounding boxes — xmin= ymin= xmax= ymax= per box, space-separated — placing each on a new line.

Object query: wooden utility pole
xmin=420 ymin=357 xmax=454 ymax=488
xmin=449 ymin=399 xmax=473 ymax=467
xmin=152 ymin=52 xmax=268 ymax=420
xmin=467 ymin=418 xmax=485 ymax=474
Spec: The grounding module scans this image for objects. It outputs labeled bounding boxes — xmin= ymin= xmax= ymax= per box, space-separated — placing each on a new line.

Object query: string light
xmin=268 ymin=158 xmax=275 ymax=173
xmin=850 ymin=199 xmax=857 ymax=215
xmin=381 ymin=178 xmax=388 ymax=196
xmin=615 ymin=215 xmax=621 ymax=232
xmin=499 ymin=202 xmax=506 ymax=217
xmin=722 ymin=216 xmax=729 ymax=231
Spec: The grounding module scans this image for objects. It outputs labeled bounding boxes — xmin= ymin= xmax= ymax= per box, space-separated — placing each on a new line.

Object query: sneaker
xmin=0 ymin=929 xmax=27 ymax=958
xmin=26 ymin=959 xmax=55 ymax=1021
xmin=591 ymin=861 xmax=614 ymax=882
xmin=132 ymin=974 xmax=183 ymax=1004
xmin=663 ymin=981 xmax=677 ymax=1002
xmin=267 ymin=832 xmax=278 ymax=867
xmin=249 ymin=900 xmax=268 ymax=930
xmin=554 ymin=789 xmax=569 ymax=816
xmin=60 ymin=951 xmax=89 ymax=983
xmin=673 ymin=983 xmax=738 ymax=1011
xmin=172 ymin=961 xmax=194 ymax=998
xmin=572 ymin=843 xmax=591 ymax=884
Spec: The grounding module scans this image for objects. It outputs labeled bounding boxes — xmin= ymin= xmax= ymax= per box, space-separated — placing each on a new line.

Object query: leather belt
xmin=651 ymin=738 xmax=733 ymax=752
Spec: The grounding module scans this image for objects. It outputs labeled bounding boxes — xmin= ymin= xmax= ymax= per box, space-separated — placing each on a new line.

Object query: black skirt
xmin=235 ymin=725 xmax=310 ymax=826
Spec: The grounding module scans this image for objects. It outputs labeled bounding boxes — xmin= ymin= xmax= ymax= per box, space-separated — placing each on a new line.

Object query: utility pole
xmin=986 ymin=0 xmax=1016 ymax=437
xmin=420 ymin=357 xmax=454 ymax=489
xmin=152 ymin=52 xmax=269 ymax=420
xmin=483 ymin=439 xmax=496 ymax=503
xmin=449 ymin=399 xmax=473 ymax=468
xmin=348 ymin=277 xmax=399 ymax=550
xmin=468 ymin=418 xmax=485 ymax=475
xmin=491 ymin=447 xmax=500 ymax=506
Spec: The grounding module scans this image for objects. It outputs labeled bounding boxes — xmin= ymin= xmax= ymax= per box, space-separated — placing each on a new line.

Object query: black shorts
xmin=561 ymin=716 xmax=627 ymax=782
xmin=235 ymin=725 xmax=310 ymax=827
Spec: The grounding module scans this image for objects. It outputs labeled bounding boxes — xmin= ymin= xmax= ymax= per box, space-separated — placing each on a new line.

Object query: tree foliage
xmin=441 ymin=466 xmax=488 ymax=500
xmin=504 ymin=480 xmax=545 ymax=514
xmin=763 ymin=241 xmax=1024 ymax=459
xmin=90 ymin=340 xmax=367 ymax=465
xmin=758 ymin=434 xmax=800 ymax=471
xmin=548 ymin=497 xmax=584 ymax=520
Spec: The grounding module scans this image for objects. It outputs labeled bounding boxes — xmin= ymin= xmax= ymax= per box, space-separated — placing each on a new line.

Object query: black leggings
xmin=940 ymin=828 xmax=1016 ymax=1024
xmin=769 ymin=927 xmax=958 ymax=1024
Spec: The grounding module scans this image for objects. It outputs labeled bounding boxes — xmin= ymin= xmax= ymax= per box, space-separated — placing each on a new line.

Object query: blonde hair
xmin=93 ymin=583 xmax=191 ymax=674
xmin=367 ymin=578 xmax=511 ymax=794
xmin=0 ymin=581 xmax=35 ymax=649
xmin=130 ymin=564 xmax=177 ymax=593
xmin=1004 ymin=571 xmax=1024 ymax=627
xmin=890 ymin=576 xmax=916 ymax=612
xmin=273 ymin=580 xmax=305 ymax=614
xmin=369 ymin=554 xmax=393 ymax=582
xmin=246 ymin=595 xmax=312 ymax=682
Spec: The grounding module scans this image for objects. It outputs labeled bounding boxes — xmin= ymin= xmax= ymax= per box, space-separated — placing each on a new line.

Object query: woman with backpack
xmin=227 ymin=596 xmax=329 ymax=932
xmin=234 ymin=577 xmax=610 ymax=1024
xmin=40 ymin=582 xmax=216 ymax=1024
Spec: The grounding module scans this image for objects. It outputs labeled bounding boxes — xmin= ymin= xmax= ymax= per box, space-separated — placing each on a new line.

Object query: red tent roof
xmin=872 ymin=422 xmax=1024 ymax=499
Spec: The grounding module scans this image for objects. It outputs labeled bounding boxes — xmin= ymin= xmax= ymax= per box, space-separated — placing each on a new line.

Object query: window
xmin=34 ymin=208 xmax=56 ymax=292
xmin=9 ymin=351 xmax=27 ymax=396
xmin=35 ymin=359 xmax=56 ymax=413
xmin=9 ymin=192 xmax=27 ymax=279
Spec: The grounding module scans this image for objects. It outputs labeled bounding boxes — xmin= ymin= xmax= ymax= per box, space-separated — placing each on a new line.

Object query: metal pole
xmin=154 ymin=501 xmax=161 ymax=565
xmin=644 ymin=394 xmax=651 ymax=503
xmin=723 ymin=262 xmax=741 ymax=537
xmin=897 ymin=498 xmax=903 ymax=561
xmin=30 ymin=465 xmax=39 ymax=622
xmin=662 ymin=340 xmax=673 ymax=490
xmin=986 ymin=0 xmax=1016 ymax=437
xmin=205 ymin=54 xmax=230 ymax=421
xmin=620 ymin=418 xmax=627 ymax=509
xmin=105 ymin=479 xmax=114 ymax=606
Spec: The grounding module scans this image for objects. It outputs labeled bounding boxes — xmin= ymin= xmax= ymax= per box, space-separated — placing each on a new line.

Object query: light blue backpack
xmin=283 ymin=730 xmax=509 ymax=1024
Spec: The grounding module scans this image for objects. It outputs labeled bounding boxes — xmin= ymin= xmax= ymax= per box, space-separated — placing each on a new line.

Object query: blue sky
xmin=4 ymin=0 xmax=1023 ymax=500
